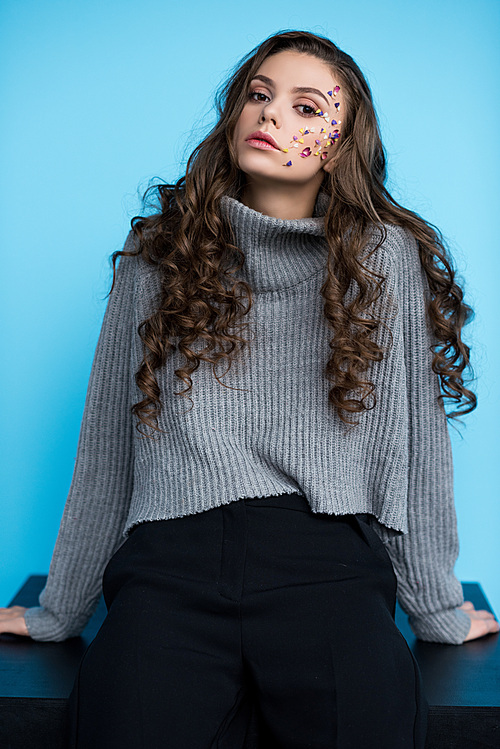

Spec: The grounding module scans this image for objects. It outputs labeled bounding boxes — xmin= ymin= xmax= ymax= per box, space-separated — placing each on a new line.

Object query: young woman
xmin=1 ymin=29 xmax=498 ymax=749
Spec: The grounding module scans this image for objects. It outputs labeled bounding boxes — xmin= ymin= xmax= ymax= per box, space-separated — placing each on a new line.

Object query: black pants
xmin=67 ymin=493 xmax=428 ymax=748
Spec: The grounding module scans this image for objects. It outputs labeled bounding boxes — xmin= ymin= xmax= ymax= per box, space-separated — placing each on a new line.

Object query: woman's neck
xmin=239 ymin=179 xmax=326 ymax=220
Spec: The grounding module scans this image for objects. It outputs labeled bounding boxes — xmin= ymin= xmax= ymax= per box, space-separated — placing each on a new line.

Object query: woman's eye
xmin=248 ymin=90 xmax=269 ymax=102
xmin=296 ymin=103 xmax=318 ymax=117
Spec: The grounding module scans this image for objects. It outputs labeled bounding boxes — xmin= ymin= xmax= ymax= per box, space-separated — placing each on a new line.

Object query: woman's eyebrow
xmin=250 ymin=74 xmax=329 ymax=107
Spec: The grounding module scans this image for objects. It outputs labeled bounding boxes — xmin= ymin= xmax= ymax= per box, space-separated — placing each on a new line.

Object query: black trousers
xmin=67 ymin=493 xmax=428 ymax=748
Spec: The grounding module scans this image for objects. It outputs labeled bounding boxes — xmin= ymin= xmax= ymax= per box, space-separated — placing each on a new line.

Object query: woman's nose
xmin=259 ymin=103 xmax=282 ymax=128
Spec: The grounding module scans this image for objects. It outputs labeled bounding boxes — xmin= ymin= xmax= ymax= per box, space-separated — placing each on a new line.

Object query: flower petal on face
xmin=299 ymin=147 xmax=312 ymax=158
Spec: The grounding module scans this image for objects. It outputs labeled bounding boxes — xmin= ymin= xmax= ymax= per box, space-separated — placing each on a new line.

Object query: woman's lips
xmin=246 ymin=138 xmax=280 ymax=151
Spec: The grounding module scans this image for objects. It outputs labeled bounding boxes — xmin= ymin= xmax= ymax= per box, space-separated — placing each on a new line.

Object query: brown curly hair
xmin=111 ymin=29 xmax=476 ymax=437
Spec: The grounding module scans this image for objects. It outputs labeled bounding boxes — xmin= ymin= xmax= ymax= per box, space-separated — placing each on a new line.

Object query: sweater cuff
xmin=24 ymin=605 xmax=92 ymax=642
xmin=408 ymin=606 xmax=472 ymax=644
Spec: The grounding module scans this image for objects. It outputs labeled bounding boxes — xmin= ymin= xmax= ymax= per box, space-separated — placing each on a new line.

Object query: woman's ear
xmin=322 ymin=156 xmax=336 ymax=175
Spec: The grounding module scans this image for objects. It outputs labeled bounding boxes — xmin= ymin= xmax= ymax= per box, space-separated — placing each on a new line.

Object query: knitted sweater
xmin=24 ymin=191 xmax=472 ymax=645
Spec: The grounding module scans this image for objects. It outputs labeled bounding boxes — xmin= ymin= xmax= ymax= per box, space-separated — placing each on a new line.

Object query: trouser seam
xmin=210 ymin=686 xmax=246 ymax=748
xmin=406 ymin=637 xmax=428 ymax=747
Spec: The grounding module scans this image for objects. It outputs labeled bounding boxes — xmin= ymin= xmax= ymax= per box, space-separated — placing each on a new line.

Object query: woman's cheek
xmin=281 ymin=123 xmax=341 ymax=167
xmin=281 ymin=88 xmax=343 ymax=168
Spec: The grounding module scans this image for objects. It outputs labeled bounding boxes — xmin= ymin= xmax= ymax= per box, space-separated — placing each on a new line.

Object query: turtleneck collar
xmin=219 ymin=190 xmax=330 ymax=293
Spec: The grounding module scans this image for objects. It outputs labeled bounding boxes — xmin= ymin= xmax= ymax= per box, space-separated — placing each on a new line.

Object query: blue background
xmin=1 ymin=0 xmax=499 ymax=620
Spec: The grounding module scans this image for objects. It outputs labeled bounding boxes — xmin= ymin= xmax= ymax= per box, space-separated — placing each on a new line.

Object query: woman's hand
xmin=0 ymin=606 xmax=30 ymax=637
xmin=459 ymin=600 xmax=500 ymax=641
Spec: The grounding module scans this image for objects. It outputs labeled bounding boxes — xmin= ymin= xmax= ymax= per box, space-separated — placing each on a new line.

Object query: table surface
xmin=1 ymin=576 xmax=499 ymax=708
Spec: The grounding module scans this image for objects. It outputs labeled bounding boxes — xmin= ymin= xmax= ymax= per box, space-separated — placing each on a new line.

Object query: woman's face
xmin=233 ymin=50 xmax=344 ymax=188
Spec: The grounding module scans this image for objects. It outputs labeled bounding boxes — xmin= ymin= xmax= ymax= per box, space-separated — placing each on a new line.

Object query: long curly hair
xmin=112 ymin=29 xmax=476 ymax=437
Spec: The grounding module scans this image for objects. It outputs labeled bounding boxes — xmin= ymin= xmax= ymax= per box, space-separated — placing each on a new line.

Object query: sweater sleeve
xmin=383 ymin=225 xmax=472 ymax=645
xmin=24 ymin=231 xmax=138 ymax=642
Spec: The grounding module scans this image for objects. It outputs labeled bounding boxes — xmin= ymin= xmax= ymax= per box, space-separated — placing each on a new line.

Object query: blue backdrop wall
xmin=1 ymin=0 xmax=499 ymax=619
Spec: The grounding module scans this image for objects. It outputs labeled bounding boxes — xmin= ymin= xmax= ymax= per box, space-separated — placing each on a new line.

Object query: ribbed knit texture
xmin=24 ymin=191 xmax=472 ymax=645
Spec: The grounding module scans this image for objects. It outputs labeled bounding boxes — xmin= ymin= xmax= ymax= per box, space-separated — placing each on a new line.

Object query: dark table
xmin=1 ymin=576 xmax=499 ymax=748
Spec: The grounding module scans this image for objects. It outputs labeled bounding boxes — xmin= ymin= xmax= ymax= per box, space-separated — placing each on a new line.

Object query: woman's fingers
xmin=0 ymin=606 xmax=30 ymax=637
xmin=459 ymin=602 xmax=500 ymax=641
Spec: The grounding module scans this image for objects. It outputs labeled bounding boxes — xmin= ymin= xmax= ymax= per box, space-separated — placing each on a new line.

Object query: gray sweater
xmin=24 ymin=192 xmax=472 ymax=644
